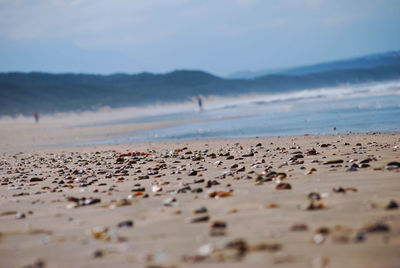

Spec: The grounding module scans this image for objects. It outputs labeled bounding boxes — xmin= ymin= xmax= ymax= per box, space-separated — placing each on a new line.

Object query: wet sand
xmin=0 ymin=131 xmax=400 ymax=268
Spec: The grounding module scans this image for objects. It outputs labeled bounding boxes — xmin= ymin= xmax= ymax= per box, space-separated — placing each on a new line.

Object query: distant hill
xmin=228 ymin=50 xmax=400 ymax=79
xmin=1 ymin=59 xmax=400 ymax=116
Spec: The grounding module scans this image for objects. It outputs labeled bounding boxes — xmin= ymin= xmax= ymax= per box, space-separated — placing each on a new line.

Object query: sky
xmin=0 ymin=0 xmax=400 ymax=76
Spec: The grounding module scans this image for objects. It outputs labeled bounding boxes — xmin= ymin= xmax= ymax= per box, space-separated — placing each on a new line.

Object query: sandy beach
xmin=0 ymin=124 xmax=400 ymax=267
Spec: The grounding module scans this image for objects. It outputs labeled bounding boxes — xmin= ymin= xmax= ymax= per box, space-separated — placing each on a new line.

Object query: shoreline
xmin=1 ymin=114 xmax=399 ymax=154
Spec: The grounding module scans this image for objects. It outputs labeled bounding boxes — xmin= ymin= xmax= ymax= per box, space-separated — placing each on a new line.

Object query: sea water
xmin=74 ymin=80 xmax=400 ymax=145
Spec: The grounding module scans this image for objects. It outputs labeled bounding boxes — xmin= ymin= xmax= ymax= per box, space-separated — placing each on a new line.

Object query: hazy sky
xmin=1 ymin=0 xmax=399 ymax=76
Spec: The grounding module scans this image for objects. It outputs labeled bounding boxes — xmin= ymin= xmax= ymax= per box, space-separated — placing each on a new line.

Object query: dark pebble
xmin=364 ymin=223 xmax=390 ymax=233
xmin=194 ymin=206 xmax=208 ymax=214
xmin=117 ymin=220 xmax=134 ymax=228
xmin=354 ymin=231 xmax=368 ymax=243
xmin=186 ymin=215 xmax=209 ymax=223
xmin=308 ymin=192 xmax=321 ymax=201
xmin=188 ymin=170 xmax=198 ymax=176
xmin=93 ymin=249 xmax=104 ymax=258
xmin=23 ymin=259 xmax=46 ymax=268
xmin=211 ymin=221 xmax=227 ymax=229
xmin=387 ymin=161 xmax=400 ymax=168
xmin=386 ymin=200 xmax=398 ymax=210
xmin=291 ymin=223 xmax=308 ymax=231
xmin=276 ymin=182 xmax=291 ymax=190
xmin=332 ymin=187 xmax=346 ymax=193
xmin=323 ymin=159 xmax=344 ymax=165
xmin=132 ymin=186 xmax=145 ymax=192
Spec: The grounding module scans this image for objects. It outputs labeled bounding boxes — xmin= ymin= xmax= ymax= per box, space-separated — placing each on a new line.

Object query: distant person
xmin=197 ymin=97 xmax=203 ymax=111
xmin=34 ymin=112 xmax=39 ymax=123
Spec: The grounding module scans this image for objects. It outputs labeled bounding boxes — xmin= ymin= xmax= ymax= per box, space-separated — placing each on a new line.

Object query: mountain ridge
xmin=1 ymin=56 xmax=400 ymax=116
xmin=228 ymin=50 xmax=400 ymax=79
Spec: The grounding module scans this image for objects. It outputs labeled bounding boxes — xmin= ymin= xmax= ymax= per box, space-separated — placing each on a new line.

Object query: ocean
xmin=70 ymin=80 xmax=400 ymax=145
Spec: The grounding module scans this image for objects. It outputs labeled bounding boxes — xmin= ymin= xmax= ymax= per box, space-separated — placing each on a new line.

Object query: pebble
xmin=16 ymin=212 xmax=26 ymax=219
xmin=194 ymin=206 xmax=208 ymax=214
xmin=30 ymin=177 xmax=43 ymax=182
xmin=386 ymin=161 xmax=400 ymax=170
xmin=186 ymin=215 xmax=209 ymax=223
xmin=117 ymin=220 xmax=134 ymax=228
xmin=386 ymin=200 xmax=398 ymax=210
xmin=188 ymin=170 xmax=198 ymax=176
xmin=291 ymin=223 xmax=308 ymax=231
xmin=22 ymin=259 xmax=46 ymax=268
xmin=208 ymin=191 xmax=232 ymax=198
xmin=163 ymin=197 xmax=178 ymax=207
xmin=306 ymin=201 xmax=325 ymax=210
xmin=210 ymin=220 xmax=227 ymax=236
xmin=308 ymin=192 xmax=321 ymax=201
xmin=354 ymin=231 xmax=368 ymax=243
xmin=92 ymin=249 xmax=104 ymax=258
xmin=364 ymin=222 xmax=390 ymax=233
xmin=323 ymin=159 xmax=344 ymax=165
xmin=276 ymin=182 xmax=292 ymax=190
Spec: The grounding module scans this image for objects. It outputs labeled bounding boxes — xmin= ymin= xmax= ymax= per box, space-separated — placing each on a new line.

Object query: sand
xmin=0 ymin=124 xmax=400 ymax=267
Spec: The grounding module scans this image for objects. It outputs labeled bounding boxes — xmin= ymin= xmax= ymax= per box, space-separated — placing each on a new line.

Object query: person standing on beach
xmin=34 ymin=112 xmax=39 ymax=123
xmin=197 ymin=97 xmax=203 ymax=111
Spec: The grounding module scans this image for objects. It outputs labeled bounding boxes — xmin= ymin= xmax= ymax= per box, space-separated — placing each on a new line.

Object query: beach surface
xmin=0 ymin=129 xmax=400 ymax=267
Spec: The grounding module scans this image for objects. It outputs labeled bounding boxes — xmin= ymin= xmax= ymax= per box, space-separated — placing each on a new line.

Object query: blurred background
xmin=0 ymin=0 xmax=400 ymax=145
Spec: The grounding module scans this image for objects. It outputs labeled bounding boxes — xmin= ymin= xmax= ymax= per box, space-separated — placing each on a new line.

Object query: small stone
xmin=151 ymin=185 xmax=162 ymax=192
xmin=194 ymin=206 xmax=208 ymax=214
xmin=354 ymin=231 xmax=368 ymax=243
xmin=306 ymin=201 xmax=325 ymax=210
xmin=16 ymin=212 xmax=26 ymax=219
xmin=117 ymin=220 xmax=134 ymax=228
xmin=387 ymin=161 xmax=400 ymax=167
xmin=306 ymin=168 xmax=317 ymax=174
xmin=386 ymin=200 xmax=399 ymax=210
xmin=84 ymin=198 xmax=101 ymax=206
xmin=163 ymin=197 xmax=178 ymax=207
xmin=210 ymin=220 xmax=227 ymax=236
xmin=208 ymin=191 xmax=232 ymax=198
xmin=197 ymin=243 xmax=214 ymax=256
xmin=364 ymin=222 xmax=390 ymax=233
xmin=92 ymin=249 xmax=104 ymax=258
xmin=276 ymin=182 xmax=291 ymax=190
xmin=138 ymin=175 xmax=149 ymax=180
xmin=210 ymin=221 xmax=227 ymax=229
xmin=291 ymin=223 xmax=308 ymax=231
xmin=332 ymin=187 xmax=346 ymax=193
xmin=193 ymin=178 xmax=205 ymax=184
xmin=186 ymin=215 xmax=209 ymax=223
xmin=188 ymin=170 xmax=198 ymax=176
xmin=206 ymin=180 xmax=220 ymax=188
xmin=224 ymin=238 xmax=248 ymax=258
xmin=22 ymin=259 xmax=46 ymax=268
xmin=308 ymin=192 xmax=321 ymax=201
xmin=313 ymin=234 xmax=325 ymax=244
xmin=323 ymin=159 xmax=343 ymax=165
xmin=132 ymin=186 xmax=145 ymax=192
xmin=190 ymin=186 xmax=202 ymax=193
xmin=30 ymin=177 xmax=43 ymax=182
xmin=306 ymin=148 xmax=317 ymax=155
xmin=386 ymin=161 xmax=400 ymax=170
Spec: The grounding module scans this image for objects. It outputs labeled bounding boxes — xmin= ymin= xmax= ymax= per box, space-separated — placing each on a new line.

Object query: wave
xmin=207 ymin=80 xmax=400 ymax=111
